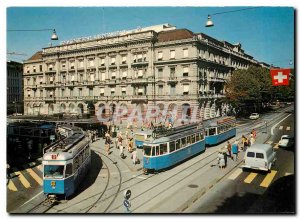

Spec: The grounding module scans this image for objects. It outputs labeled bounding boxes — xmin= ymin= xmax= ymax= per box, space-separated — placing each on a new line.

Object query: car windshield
xmin=44 ymin=165 xmax=64 ymax=178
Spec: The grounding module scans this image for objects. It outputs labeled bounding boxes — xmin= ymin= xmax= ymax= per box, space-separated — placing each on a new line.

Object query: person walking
xmin=250 ymin=135 xmax=255 ymax=146
xmin=242 ymin=135 xmax=248 ymax=152
xmin=131 ymin=149 xmax=138 ymax=165
xmin=252 ymin=129 xmax=257 ymax=139
xmin=217 ymin=150 xmax=226 ymax=169
xmin=117 ymin=131 xmax=123 ymax=150
xmin=231 ymin=140 xmax=239 ymax=161
xmin=226 ymin=141 xmax=233 ymax=160
xmin=105 ymin=132 xmax=111 ymax=155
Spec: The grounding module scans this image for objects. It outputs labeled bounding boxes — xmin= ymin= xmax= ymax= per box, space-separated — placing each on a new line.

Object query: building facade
xmin=7 ymin=61 xmax=24 ymax=115
xmin=23 ymin=24 xmax=263 ymax=121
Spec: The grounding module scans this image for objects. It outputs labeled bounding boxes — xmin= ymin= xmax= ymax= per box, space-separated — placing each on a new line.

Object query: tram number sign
xmin=52 ymin=154 xmax=57 ymax=159
xmin=124 ymin=189 xmax=131 ymax=200
xmin=123 ymin=199 xmax=131 ymax=208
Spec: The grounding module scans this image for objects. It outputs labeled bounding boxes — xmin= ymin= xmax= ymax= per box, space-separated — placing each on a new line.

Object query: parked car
xmin=278 ymin=135 xmax=294 ymax=148
xmin=242 ymin=143 xmax=276 ymax=171
xmin=249 ymin=113 xmax=259 ymax=120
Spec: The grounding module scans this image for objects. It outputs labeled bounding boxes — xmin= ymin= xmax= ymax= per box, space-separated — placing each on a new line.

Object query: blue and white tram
xmin=203 ymin=116 xmax=236 ymax=146
xmin=143 ymin=123 xmax=205 ymax=173
xmin=134 ymin=130 xmax=152 ymax=148
xmin=42 ymin=125 xmax=91 ymax=198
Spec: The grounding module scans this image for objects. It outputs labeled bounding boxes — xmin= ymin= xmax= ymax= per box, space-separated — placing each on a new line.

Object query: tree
xmin=225 ymin=65 xmax=272 ymax=115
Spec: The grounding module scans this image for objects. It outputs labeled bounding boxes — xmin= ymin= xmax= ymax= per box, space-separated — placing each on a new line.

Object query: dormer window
xmin=122 ymin=56 xmax=127 ymax=64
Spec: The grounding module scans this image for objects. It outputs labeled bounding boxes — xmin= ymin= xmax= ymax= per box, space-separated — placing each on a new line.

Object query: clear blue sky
xmin=7 ymin=7 xmax=294 ymax=68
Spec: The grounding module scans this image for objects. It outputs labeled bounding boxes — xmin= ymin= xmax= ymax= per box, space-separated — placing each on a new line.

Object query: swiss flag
xmin=270 ymin=68 xmax=290 ymax=86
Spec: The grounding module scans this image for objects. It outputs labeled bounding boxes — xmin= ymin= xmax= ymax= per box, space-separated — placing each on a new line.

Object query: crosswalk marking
xmin=273 ymin=143 xmax=279 ymax=149
xmin=266 ymin=140 xmax=273 ymax=144
xmin=260 ymin=170 xmax=277 ymax=188
xmin=12 ymin=168 xmax=31 ymax=189
xmin=279 ymin=126 xmax=283 ymax=130
xmin=228 ymin=168 xmax=243 ymax=180
xmin=286 ymin=126 xmax=291 ymax=131
xmin=244 ymin=172 xmax=258 ymax=184
xmin=37 ymin=165 xmax=43 ymax=171
xmin=285 ymin=172 xmax=293 ymax=176
xmin=26 ymin=168 xmax=43 ymax=186
xmin=7 ymin=180 xmax=17 ymax=192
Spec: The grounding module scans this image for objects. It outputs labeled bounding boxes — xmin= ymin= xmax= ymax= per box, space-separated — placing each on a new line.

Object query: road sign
xmin=124 ymin=189 xmax=131 ymax=200
xmin=123 ymin=199 xmax=131 ymax=208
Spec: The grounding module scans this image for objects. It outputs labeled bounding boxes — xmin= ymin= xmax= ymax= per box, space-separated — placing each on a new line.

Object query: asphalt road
xmin=185 ymin=108 xmax=295 ymax=214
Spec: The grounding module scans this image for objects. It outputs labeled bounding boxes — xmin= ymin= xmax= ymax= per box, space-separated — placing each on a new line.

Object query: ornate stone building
xmin=23 ymin=24 xmax=263 ymax=120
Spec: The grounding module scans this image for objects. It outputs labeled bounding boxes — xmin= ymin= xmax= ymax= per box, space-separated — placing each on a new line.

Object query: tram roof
xmin=203 ymin=116 xmax=235 ymax=127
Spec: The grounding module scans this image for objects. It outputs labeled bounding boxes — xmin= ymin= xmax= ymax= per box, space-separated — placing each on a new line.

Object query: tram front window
xmin=44 ymin=165 xmax=64 ymax=178
xmin=144 ymin=146 xmax=152 ymax=156
xmin=209 ymin=128 xmax=216 ymax=136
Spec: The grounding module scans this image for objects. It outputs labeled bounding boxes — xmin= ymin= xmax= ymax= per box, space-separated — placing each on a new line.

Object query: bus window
xmin=191 ymin=134 xmax=196 ymax=143
xmin=200 ymin=132 xmax=204 ymax=140
xmin=187 ymin=136 xmax=191 ymax=145
xmin=196 ymin=134 xmax=200 ymax=142
xmin=169 ymin=141 xmax=175 ymax=152
xmin=205 ymin=129 xmax=209 ymax=136
xmin=156 ymin=146 xmax=160 ymax=156
xmin=144 ymin=146 xmax=152 ymax=156
xmin=176 ymin=139 xmax=181 ymax=150
xmin=209 ymin=128 xmax=216 ymax=136
xmin=65 ymin=163 xmax=73 ymax=177
xmin=160 ymin=143 xmax=168 ymax=155
xmin=181 ymin=137 xmax=187 ymax=147
xmin=152 ymin=147 xmax=156 ymax=156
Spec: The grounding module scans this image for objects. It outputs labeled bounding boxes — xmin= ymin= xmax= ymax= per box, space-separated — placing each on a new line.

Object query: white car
xmin=278 ymin=135 xmax=291 ymax=147
xmin=249 ymin=113 xmax=259 ymax=120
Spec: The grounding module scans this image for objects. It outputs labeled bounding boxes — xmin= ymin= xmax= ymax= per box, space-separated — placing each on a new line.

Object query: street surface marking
xmin=12 ymin=168 xmax=31 ymax=189
xmin=260 ymin=170 xmax=277 ymax=188
xmin=7 ymin=180 xmax=18 ymax=192
xmin=273 ymin=143 xmax=279 ymax=149
xmin=244 ymin=172 xmax=258 ymax=184
xmin=37 ymin=165 xmax=43 ymax=171
xmin=228 ymin=168 xmax=243 ymax=180
xmin=266 ymin=141 xmax=273 ymax=144
xmin=271 ymin=114 xmax=292 ymax=135
xmin=286 ymin=126 xmax=291 ymax=131
xmin=285 ymin=172 xmax=293 ymax=176
xmin=26 ymin=168 xmax=43 ymax=186
xmin=279 ymin=126 xmax=283 ymax=130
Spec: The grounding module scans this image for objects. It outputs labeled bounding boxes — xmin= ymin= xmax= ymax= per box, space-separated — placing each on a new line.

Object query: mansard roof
xmin=27 ymin=51 xmax=42 ymax=61
xmin=157 ymin=29 xmax=194 ymax=42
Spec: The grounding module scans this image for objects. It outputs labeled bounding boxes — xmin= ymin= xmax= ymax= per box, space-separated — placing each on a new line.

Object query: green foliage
xmin=225 ymin=66 xmax=272 ymax=106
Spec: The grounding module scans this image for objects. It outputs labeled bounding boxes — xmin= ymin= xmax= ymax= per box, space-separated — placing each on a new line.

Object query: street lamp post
xmin=7 ymin=29 xmax=58 ymax=41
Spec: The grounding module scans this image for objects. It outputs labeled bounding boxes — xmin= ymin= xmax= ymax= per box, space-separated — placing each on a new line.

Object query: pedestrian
xmin=252 ymin=129 xmax=257 ymax=139
xmin=105 ymin=132 xmax=111 ymax=155
xmin=242 ymin=135 xmax=248 ymax=152
xmin=118 ymin=131 xmax=123 ymax=149
xmin=131 ymin=149 xmax=138 ymax=165
xmin=250 ymin=135 xmax=255 ymax=146
xmin=217 ymin=150 xmax=225 ymax=169
xmin=119 ymin=141 xmax=125 ymax=158
xmin=231 ymin=140 xmax=239 ymax=161
xmin=226 ymin=141 xmax=233 ymax=160
xmin=128 ymin=133 xmax=134 ymax=153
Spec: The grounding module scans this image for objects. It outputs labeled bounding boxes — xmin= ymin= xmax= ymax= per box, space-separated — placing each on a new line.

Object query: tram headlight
xmin=51 ymin=181 xmax=56 ymax=188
